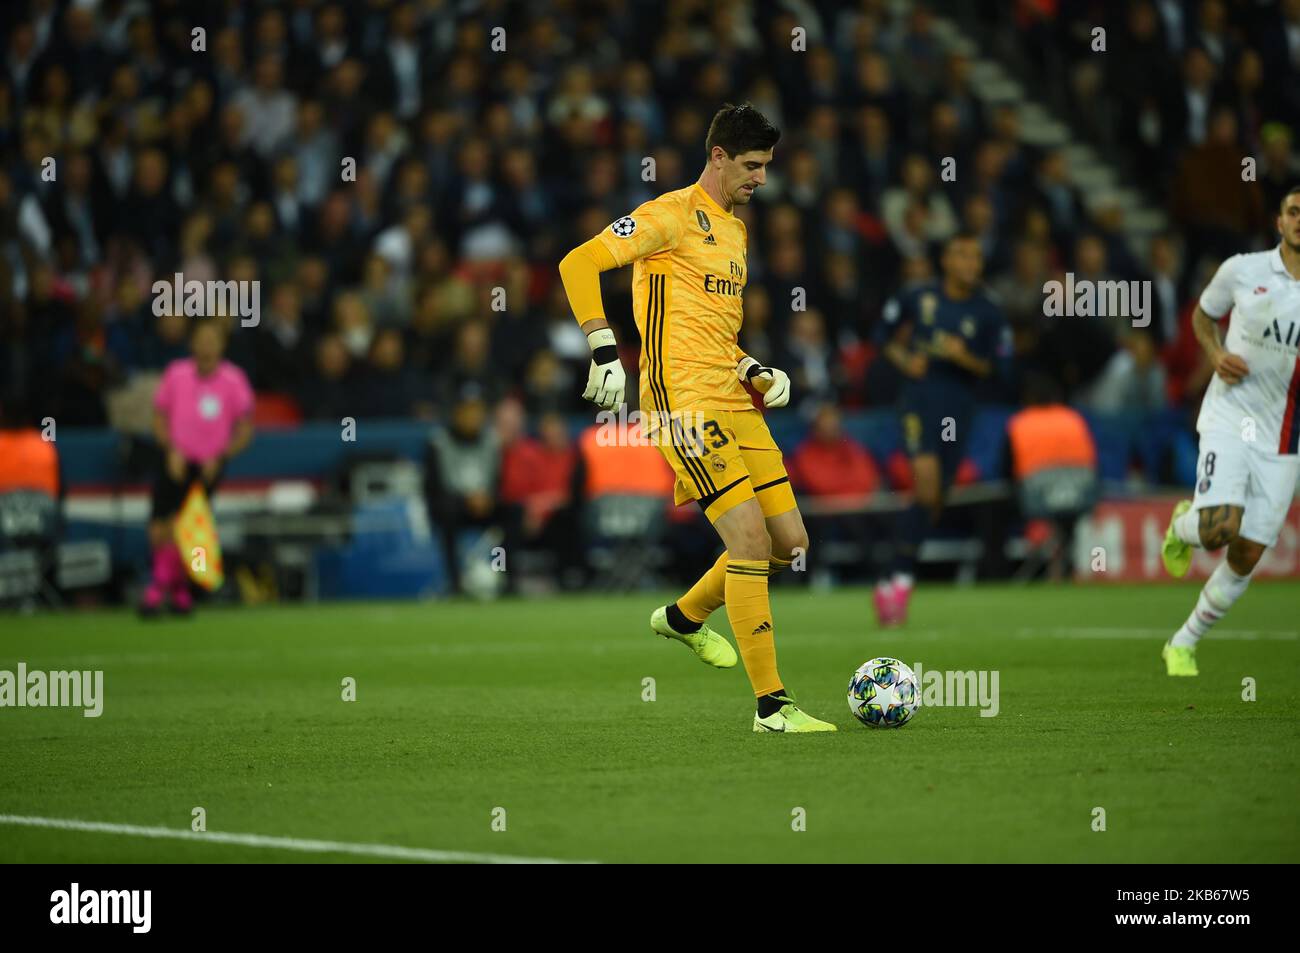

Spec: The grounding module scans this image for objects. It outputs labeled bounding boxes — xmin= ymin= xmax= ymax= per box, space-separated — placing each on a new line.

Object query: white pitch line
xmin=0 ymin=814 xmax=595 ymax=864
xmin=1015 ymin=627 xmax=1298 ymax=641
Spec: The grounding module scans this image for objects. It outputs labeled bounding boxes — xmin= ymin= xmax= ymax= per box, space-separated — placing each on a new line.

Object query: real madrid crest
xmin=920 ymin=293 xmax=937 ymax=325
xmin=696 ymin=209 xmax=712 ymax=233
xmin=961 ymin=316 xmax=976 ymax=337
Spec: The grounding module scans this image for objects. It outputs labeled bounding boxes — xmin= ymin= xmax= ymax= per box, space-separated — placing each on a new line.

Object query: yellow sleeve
xmin=594 ymin=201 xmax=684 ymax=267
xmin=558 ymin=237 xmax=619 ymax=327
xmin=734 ymin=221 xmax=750 ymax=366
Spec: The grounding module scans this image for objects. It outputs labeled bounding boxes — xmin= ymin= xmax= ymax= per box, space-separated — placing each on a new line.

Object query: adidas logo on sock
xmin=751 ymin=620 xmax=772 ymax=634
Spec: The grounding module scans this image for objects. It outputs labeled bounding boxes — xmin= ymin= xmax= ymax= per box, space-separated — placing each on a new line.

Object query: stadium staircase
xmin=927 ymin=4 xmax=1168 ymax=257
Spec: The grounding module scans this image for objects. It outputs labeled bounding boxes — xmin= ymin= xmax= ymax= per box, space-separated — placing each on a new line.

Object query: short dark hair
xmin=191 ymin=316 xmax=229 ymax=340
xmin=705 ymin=103 xmax=780 ymax=159
xmin=1281 ymin=185 xmax=1300 ymax=212
xmin=1022 ymin=371 xmax=1062 ymax=406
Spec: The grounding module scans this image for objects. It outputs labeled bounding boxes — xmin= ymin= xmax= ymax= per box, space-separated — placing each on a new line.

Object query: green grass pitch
xmin=2 ymin=582 xmax=1298 ymax=863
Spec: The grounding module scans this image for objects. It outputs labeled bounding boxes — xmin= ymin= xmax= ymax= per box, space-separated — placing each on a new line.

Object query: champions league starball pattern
xmin=848 ymin=657 xmax=920 ymax=728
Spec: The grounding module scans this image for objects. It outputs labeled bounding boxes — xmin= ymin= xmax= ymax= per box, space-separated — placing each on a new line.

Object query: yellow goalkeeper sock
xmin=676 ymin=550 xmax=729 ymax=623
xmin=725 ymin=559 xmax=783 ymax=697
xmin=676 ymin=551 xmax=795 ymax=627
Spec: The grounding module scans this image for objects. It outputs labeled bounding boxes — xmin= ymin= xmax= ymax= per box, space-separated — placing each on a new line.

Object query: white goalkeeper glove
xmin=737 ymin=356 xmax=791 ymax=408
xmin=581 ymin=327 xmax=626 ymax=411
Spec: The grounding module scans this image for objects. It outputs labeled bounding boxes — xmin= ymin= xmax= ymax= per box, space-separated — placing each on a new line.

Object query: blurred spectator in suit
xmin=779 ymin=309 xmax=838 ymax=414
xmin=1171 ymin=106 xmax=1267 ymax=266
xmin=436 ymin=319 xmax=504 ymax=409
xmin=990 ymin=239 xmax=1051 ymax=362
xmin=360 ymin=327 xmax=433 ymax=419
xmin=425 ymin=387 xmax=501 ymax=594
xmin=1146 ymin=233 xmax=1186 ymax=347
xmin=882 ymin=153 xmax=958 ymax=248
xmin=253 ymin=283 xmax=311 ymax=395
xmin=297 ymin=331 xmax=357 ymax=422
xmin=1078 ymin=327 xmax=1169 ymax=415
xmin=1257 ymin=123 xmax=1300 ymax=226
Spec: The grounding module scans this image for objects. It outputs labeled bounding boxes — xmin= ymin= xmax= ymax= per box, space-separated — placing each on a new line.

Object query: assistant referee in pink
xmin=141 ymin=318 xmax=254 ymax=616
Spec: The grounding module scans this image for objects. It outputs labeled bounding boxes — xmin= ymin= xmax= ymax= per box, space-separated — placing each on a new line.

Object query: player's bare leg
xmin=1164 ymin=506 xmax=1260 ymax=676
xmin=1165 ymin=497 xmax=1249 ymax=575
xmin=1197 ymin=504 xmax=1243 ymax=549
xmin=766 ymin=506 xmax=808 ymax=575
xmin=658 ymin=503 xmax=807 ymax=665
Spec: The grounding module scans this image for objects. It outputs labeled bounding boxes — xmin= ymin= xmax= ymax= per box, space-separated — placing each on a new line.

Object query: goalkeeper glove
xmin=582 ymin=327 xmax=626 ymax=410
xmin=737 ymin=356 xmax=791 ymax=408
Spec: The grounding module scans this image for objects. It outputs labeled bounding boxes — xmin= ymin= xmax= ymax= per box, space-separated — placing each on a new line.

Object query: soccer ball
xmin=848 ymin=658 xmax=919 ymax=728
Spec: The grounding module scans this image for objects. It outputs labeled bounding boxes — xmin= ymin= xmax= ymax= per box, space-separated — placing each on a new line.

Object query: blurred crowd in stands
xmin=1 ymin=1 xmax=1295 ymax=519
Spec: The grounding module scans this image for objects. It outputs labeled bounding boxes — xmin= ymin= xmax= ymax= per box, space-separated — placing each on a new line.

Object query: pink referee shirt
xmin=154 ymin=358 xmax=254 ymax=464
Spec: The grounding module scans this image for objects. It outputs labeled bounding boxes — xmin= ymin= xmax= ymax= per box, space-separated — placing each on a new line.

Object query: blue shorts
xmin=900 ymin=391 xmax=970 ymax=486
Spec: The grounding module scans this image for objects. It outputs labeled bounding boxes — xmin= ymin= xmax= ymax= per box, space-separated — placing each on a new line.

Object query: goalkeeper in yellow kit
xmin=558 ymin=103 xmax=835 ymax=732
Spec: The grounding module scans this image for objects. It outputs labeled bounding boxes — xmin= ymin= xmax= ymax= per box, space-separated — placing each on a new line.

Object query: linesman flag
xmin=174 ymin=482 xmax=224 ymax=591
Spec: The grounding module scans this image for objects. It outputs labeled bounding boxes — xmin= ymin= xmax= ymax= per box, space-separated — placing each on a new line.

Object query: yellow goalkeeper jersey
xmin=595 ymin=183 xmax=752 ymax=422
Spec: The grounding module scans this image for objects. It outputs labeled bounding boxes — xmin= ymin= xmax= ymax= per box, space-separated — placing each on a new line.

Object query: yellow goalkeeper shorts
xmin=653 ymin=408 xmax=796 ymax=524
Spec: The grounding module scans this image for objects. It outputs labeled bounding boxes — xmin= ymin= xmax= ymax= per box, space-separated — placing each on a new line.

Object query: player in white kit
xmin=1160 ymin=186 xmax=1300 ymax=675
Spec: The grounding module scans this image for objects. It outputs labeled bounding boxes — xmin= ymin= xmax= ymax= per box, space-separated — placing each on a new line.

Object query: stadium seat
xmin=1014 ymin=466 xmax=1099 ymax=581
xmin=0 ymin=490 xmax=63 ymax=607
xmin=314 ymin=499 xmax=449 ymax=598
xmin=1171 ymin=429 xmax=1200 ymax=488
xmin=1018 ymin=467 xmax=1099 ymax=520
xmin=1076 ymin=410 xmax=1131 ymax=482
xmin=584 ymin=494 xmax=669 ymax=592
xmin=252 ymin=393 xmax=304 ymax=429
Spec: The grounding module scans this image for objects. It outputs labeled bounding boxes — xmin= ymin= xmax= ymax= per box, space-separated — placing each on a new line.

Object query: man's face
xmin=717 ymin=147 xmax=773 ymax=205
xmin=812 ymin=407 xmax=841 ymax=442
xmin=453 ymin=399 xmax=486 ymax=438
xmin=1278 ymin=193 xmax=1300 ymax=250
xmin=192 ymin=325 xmax=225 ymax=369
xmin=943 ymin=238 xmax=983 ymax=288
